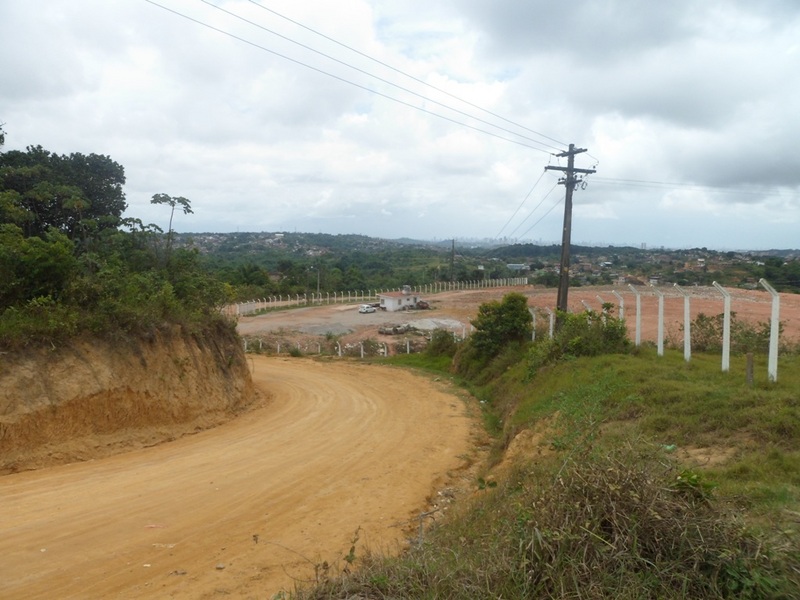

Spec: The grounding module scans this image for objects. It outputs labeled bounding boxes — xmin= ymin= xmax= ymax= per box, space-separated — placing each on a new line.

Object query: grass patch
xmin=290 ymin=449 xmax=799 ymax=599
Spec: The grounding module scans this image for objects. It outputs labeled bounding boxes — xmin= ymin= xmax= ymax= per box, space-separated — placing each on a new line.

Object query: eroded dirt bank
xmin=0 ymin=323 xmax=254 ymax=473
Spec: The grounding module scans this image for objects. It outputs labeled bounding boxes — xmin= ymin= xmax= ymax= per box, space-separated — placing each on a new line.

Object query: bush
xmin=528 ymin=310 xmax=630 ymax=375
xmin=426 ymin=328 xmax=458 ymax=357
xmin=470 ymin=292 xmax=532 ymax=358
xmin=687 ymin=312 xmax=782 ymax=355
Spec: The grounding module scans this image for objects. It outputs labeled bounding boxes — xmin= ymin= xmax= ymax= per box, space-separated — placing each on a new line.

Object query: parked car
xmin=358 ymin=304 xmax=376 ymax=313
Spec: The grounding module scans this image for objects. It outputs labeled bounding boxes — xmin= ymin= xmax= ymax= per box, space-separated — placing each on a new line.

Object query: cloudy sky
xmin=2 ymin=1 xmax=799 ymax=250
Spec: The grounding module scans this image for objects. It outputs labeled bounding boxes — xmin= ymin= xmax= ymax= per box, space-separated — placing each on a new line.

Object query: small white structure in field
xmin=379 ymin=285 xmax=422 ymax=312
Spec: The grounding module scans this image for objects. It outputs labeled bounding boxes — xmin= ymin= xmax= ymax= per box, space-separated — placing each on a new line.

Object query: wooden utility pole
xmin=545 ymin=144 xmax=596 ymax=313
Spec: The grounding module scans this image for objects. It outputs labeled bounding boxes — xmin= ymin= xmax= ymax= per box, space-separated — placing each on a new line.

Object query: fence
xmin=239 ymin=279 xmax=784 ymax=383
xmin=242 ymin=335 xmax=430 ymax=358
xmin=534 ymin=279 xmax=782 ymax=382
xmin=224 ymin=278 xmax=530 ymax=317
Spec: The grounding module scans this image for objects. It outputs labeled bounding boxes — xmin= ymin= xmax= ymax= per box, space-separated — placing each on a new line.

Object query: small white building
xmin=379 ymin=287 xmax=422 ymax=312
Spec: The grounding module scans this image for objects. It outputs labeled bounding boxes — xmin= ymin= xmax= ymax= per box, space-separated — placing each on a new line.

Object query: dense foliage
xmin=469 ymin=292 xmax=532 ymax=358
xmin=0 ymin=144 xmax=230 ymax=348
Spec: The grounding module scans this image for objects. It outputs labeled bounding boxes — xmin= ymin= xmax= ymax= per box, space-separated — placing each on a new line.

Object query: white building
xmin=379 ymin=287 xmax=422 ymax=312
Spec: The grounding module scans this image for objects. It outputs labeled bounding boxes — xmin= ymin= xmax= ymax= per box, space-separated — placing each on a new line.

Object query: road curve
xmin=0 ymin=357 xmax=474 ymax=599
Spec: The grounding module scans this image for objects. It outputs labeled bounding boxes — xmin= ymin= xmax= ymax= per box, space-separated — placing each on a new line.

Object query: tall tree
xmin=150 ymin=193 xmax=193 ymax=266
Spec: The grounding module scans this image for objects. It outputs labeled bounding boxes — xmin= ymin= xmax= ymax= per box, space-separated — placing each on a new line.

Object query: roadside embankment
xmin=0 ymin=323 xmax=255 ymax=474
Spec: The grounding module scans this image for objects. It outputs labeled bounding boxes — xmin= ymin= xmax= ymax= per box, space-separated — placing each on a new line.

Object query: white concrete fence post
xmin=674 ymin=284 xmax=692 ymax=362
xmin=760 ymin=278 xmax=780 ymax=383
xmin=712 ymin=281 xmax=732 ymax=373
xmin=651 ymin=285 xmax=665 ymax=357
xmin=611 ymin=290 xmax=625 ymax=321
xmin=545 ymin=307 xmax=555 ymax=339
xmin=628 ymin=284 xmax=642 ymax=347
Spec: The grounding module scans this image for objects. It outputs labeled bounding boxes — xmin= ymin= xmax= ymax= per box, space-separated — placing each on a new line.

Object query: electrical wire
xmin=495 ymin=169 xmax=547 ymax=238
xmin=517 ymin=189 xmax=563 ymax=239
xmin=244 ymin=0 xmax=568 ymax=150
xmin=506 ymin=182 xmax=559 ymax=239
xmin=142 ymin=0 xmax=557 ymax=154
xmin=197 ymin=0 xmax=562 ymax=153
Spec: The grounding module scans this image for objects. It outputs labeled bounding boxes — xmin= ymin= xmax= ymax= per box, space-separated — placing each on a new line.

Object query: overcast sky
xmin=2 ymin=1 xmax=799 ymax=250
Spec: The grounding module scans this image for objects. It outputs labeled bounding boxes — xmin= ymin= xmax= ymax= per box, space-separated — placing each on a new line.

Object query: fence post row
xmin=240 ymin=280 xmax=780 ymax=384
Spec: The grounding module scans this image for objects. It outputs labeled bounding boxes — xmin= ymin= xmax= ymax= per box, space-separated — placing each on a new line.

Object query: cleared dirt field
xmin=237 ymin=285 xmax=800 ymax=349
xmin=0 ymin=358 xmax=475 ymax=599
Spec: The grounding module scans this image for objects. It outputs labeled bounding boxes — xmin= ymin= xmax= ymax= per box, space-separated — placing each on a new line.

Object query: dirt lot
xmin=237 ymin=285 xmax=800 ymax=349
xmin=0 ymin=358 xmax=477 ymax=599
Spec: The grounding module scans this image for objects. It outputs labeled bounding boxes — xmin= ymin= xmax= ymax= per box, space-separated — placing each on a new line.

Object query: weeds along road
xmin=1 ymin=357 xmax=474 ymax=599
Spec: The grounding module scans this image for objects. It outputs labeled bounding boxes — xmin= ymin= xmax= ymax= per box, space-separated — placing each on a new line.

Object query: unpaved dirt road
xmin=1 ymin=357 xmax=474 ymax=599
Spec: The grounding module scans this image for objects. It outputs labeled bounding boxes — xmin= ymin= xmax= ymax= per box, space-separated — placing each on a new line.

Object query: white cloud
xmin=1 ymin=0 xmax=799 ymax=249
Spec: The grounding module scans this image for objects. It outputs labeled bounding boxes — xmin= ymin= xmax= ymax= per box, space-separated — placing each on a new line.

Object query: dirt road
xmin=1 ymin=357 xmax=474 ymax=599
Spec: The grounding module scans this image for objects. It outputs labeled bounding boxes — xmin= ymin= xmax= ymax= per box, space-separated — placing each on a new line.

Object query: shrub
xmin=686 ymin=312 xmax=782 ymax=355
xmin=426 ymin=328 xmax=458 ymax=357
xmin=470 ymin=292 xmax=532 ymax=358
xmin=528 ymin=310 xmax=630 ymax=375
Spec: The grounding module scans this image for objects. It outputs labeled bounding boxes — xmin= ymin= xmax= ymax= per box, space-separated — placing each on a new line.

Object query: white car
xmin=358 ymin=304 xmax=376 ymax=313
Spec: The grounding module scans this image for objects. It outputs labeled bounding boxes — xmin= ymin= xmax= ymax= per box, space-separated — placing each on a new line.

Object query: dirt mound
xmin=0 ymin=325 xmax=255 ymax=474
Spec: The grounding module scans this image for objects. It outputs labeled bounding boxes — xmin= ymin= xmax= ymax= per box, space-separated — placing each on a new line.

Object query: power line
xmin=507 ymin=182 xmax=559 ymax=238
xmin=517 ymin=187 xmax=563 ymax=239
xmin=495 ymin=169 xmax=548 ymax=238
xmin=196 ymin=0 xmax=562 ymax=153
xmin=244 ymin=0 xmax=568 ymax=151
xmin=142 ymin=0 xmax=556 ymax=154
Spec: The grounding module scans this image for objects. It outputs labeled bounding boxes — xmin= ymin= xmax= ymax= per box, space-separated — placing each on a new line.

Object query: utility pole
xmin=450 ymin=238 xmax=455 ymax=283
xmin=545 ymin=144 xmax=596 ymax=314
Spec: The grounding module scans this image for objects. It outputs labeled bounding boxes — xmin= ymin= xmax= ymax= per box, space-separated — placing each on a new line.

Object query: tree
xmin=0 ymin=146 xmax=126 ymax=240
xmin=150 ymin=193 xmax=193 ymax=265
xmin=470 ymin=292 xmax=532 ymax=357
xmin=0 ymin=224 xmax=78 ymax=308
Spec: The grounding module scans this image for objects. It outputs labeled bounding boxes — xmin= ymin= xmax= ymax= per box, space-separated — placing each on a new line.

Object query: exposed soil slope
xmin=1 ymin=357 xmax=475 ymax=599
xmin=0 ymin=325 xmax=253 ymax=474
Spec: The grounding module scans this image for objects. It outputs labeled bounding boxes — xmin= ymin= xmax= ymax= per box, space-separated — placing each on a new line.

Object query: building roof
xmin=379 ymin=291 xmax=420 ymax=299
